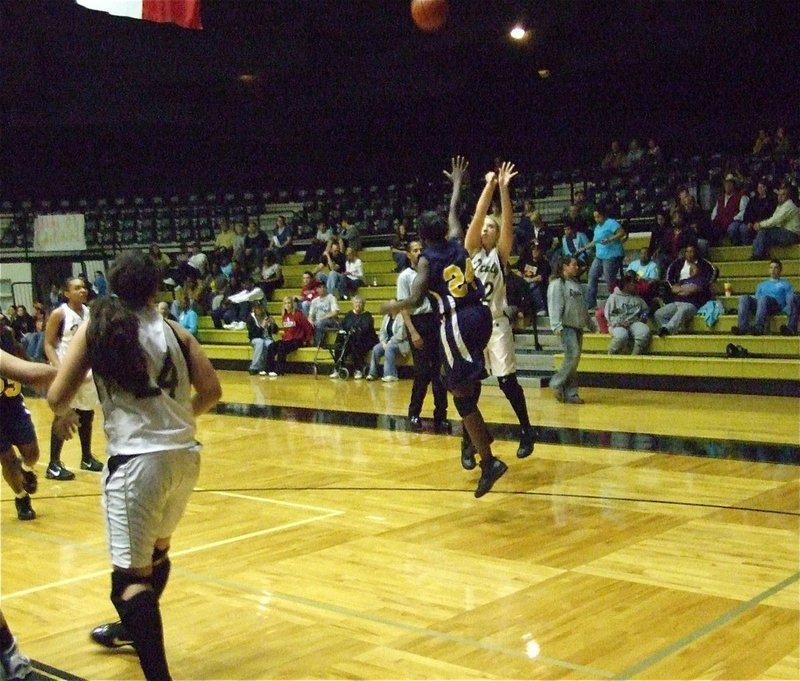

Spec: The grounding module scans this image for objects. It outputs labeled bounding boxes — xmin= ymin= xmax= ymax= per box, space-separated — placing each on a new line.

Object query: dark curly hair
xmin=86 ymin=250 xmax=161 ymax=398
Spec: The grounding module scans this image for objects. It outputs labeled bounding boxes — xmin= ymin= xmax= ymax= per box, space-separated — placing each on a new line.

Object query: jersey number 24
xmin=443 ymin=260 xmax=475 ymax=298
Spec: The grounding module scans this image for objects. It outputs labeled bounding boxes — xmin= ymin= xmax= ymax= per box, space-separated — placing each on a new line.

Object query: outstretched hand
xmin=443 ymin=155 xmax=469 ymax=185
xmin=497 ymin=161 xmax=518 ymax=188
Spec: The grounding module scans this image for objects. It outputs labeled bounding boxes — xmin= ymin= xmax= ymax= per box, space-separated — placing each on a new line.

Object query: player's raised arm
xmin=443 ymin=156 xmax=469 ymax=241
xmin=496 ymin=161 xmax=518 ymax=264
xmin=465 ymin=170 xmax=497 ymax=254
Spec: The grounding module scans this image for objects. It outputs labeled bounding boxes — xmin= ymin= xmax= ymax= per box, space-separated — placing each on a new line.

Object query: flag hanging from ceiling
xmin=75 ymin=0 xmax=202 ymax=30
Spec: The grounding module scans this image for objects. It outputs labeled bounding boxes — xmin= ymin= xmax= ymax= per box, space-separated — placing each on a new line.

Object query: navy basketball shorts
xmin=438 ymin=303 xmax=492 ymax=391
xmin=0 ymin=397 xmax=37 ymax=452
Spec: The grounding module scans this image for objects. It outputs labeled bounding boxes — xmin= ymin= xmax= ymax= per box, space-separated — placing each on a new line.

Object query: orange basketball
xmin=411 ymin=0 xmax=448 ymax=33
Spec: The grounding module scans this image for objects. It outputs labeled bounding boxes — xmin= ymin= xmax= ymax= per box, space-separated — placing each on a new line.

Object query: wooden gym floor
xmin=1 ymin=373 xmax=798 ymax=680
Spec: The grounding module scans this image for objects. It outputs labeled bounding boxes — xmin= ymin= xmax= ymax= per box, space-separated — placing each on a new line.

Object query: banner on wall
xmin=33 ymin=214 xmax=87 ymax=252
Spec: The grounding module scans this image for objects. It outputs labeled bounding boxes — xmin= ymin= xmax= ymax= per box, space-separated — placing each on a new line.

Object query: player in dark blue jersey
xmin=384 ymin=156 xmax=511 ymax=497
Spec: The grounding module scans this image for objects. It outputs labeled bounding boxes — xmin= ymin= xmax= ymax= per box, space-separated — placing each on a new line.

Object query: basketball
xmin=411 ymin=0 xmax=448 ymax=33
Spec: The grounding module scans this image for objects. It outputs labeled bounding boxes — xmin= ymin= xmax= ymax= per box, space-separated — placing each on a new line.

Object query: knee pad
xmin=453 ymin=393 xmax=478 ymax=419
xmin=151 ymin=548 xmax=171 ymax=600
xmin=111 ymin=569 xmax=153 ymax=614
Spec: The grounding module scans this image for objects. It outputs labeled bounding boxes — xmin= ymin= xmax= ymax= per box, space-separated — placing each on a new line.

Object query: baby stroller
xmin=313 ymin=326 xmax=355 ymax=379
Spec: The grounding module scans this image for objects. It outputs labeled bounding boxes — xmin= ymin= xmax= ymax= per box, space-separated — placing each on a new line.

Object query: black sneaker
xmin=21 ymin=468 xmax=37 ymax=494
xmin=780 ymin=324 xmax=796 ymax=337
xmin=433 ymin=419 xmax=452 ymax=434
xmin=90 ymin=621 xmax=134 ymax=649
xmin=15 ymin=495 xmax=35 ymax=521
xmin=80 ymin=455 xmax=104 ymax=472
xmin=730 ymin=326 xmax=743 ymax=335
xmin=46 ymin=462 xmax=75 ymax=481
xmin=460 ymin=436 xmax=476 ymax=470
xmin=408 ymin=416 xmax=423 ymax=432
xmin=474 ymin=457 xmax=508 ymax=498
xmin=516 ymin=426 xmax=538 ymax=459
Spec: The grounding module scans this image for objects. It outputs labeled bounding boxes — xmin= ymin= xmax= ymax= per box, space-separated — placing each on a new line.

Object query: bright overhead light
xmin=510 ymin=25 xmax=527 ymax=40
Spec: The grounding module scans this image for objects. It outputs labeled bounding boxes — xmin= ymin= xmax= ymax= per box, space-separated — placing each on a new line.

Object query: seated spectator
xmin=581 ymin=206 xmax=626 ymax=310
xmin=773 ymin=126 xmax=791 ymax=163
xmin=503 ymin=262 xmax=532 ymax=323
xmin=710 ymin=174 xmax=748 ymax=248
xmin=92 ymin=270 xmax=108 ymax=297
xmin=205 ymin=261 xmax=229 ymax=311
xmin=390 ymin=219 xmax=412 ymax=272
xmin=626 ymin=247 xmax=660 ymax=302
xmin=12 ymin=305 xmax=43 ymax=361
xmin=256 ymin=251 xmax=284 ymax=300
xmin=367 ymin=301 xmax=409 ymax=382
xmin=295 ymin=271 xmax=319 ymax=317
xmin=242 ymin=221 xmax=268 ymax=270
xmin=301 ymin=220 xmax=334 ymax=265
xmin=211 ymin=275 xmax=250 ymax=329
xmin=624 ymin=138 xmax=644 ymax=168
xmin=751 ymin=184 xmax=800 ymax=260
xmin=340 ymin=217 xmax=362 ymax=252
xmin=11 ymin=305 xmax=34 ymax=343
xmin=341 ymin=247 xmax=365 ymax=299
xmin=157 ymin=301 xmax=177 ymax=322
xmin=148 ymin=243 xmax=172 ymax=280
xmin=601 ymin=139 xmax=625 ymax=172
xmin=214 ymin=218 xmax=235 ymax=254
xmin=559 ymin=222 xmax=590 ymax=273
xmin=334 ymin=296 xmax=377 ymax=379
xmin=308 ymin=280 xmax=340 ymax=346
xmin=514 ymin=200 xmax=536 ymax=255
xmin=262 ymin=296 xmax=314 ymax=377
xmin=231 ymin=222 xmax=246 ymax=263
xmin=517 ymin=241 xmax=551 ymax=315
xmin=570 ymin=189 xmax=595 ymax=235
xmin=188 ymin=241 xmax=209 ymax=277
xmin=170 ymin=271 xmax=206 ymax=318
xmin=646 ymin=137 xmax=664 ymax=165
xmin=604 ymin=273 xmax=651 ymax=355
xmin=270 ymin=215 xmax=294 ymax=263
xmin=654 ymin=208 xmax=697 ymax=274
xmin=48 ymin=283 xmax=61 ymax=309
xmin=732 ymin=259 xmax=795 ymax=336
xmin=752 ymin=129 xmax=772 ymax=156
xmin=678 ymin=188 xmax=710 ymax=254
xmin=530 ymin=211 xmax=558 ymax=253
xmin=246 ymin=301 xmax=278 ymax=375
xmin=732 ymin=178 xmax=776 ymax=246
xmin=313 ymin=241 xmax=346 ymax=295
xmin=654 ymin=245 xmax=717 ymax=336
xmin=176 ymin=295 xmax=198 ymax=337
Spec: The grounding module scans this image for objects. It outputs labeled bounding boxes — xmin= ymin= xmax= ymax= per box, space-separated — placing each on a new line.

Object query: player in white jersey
xmin=43 ymin=276 xmax=102 ymax=480
xmin=48 ymin=251 xmax=221 ymax=681
xmin=459 ymin=159 xmax=537 ymax=467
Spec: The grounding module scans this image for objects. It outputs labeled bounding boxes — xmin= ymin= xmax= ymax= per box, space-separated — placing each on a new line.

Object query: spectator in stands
xmin=256 ymin=251 xmax=284 ymax=300
xmin=340 ymin=217 xmax=363 ymax=252
xmin=559 ymin=222 xmax=590 ymax=273
xmin=624 ymin=138 xmax=644 ymax=168
xmin=214 ymin=218 xmax=235 ymax=254
xmin=314 ymin=241 xmax=346 ymax=294
xmin=678 ymin=188 xmax=710 ymax=252
xmin=270 ymin=215 xmax=294 ymax=263
xmin=626 ymin=247 xmax=660 ymax=302
xmin=604 ymin=272 xmax=651 ymax=355
xmin=308 ymin=280 xmax=339 ymax=346
xmin=92 ymin=270 xmax=108 ymax=297
xmin=646 ymin=138 xmax=664 ymax=165
xmin=243 ymin=221 xmax=268 ymax=270
xmin=231 ymin=222 xmax=246 ymax=263
xmin=367 ymin=302 xmax=409 ymax=382
xmin=504 ymin=261 xmax=531 ymax=323
xmin=148 ymin=243 xmax=171 ymax=279
xmin=334 ymin=296 xmax=377 ymax=379
xmin=170 ymin=271 xmax=206 ymax=318
xmin=654 ymin=208 xmax=697 ymax=274
xmin=710 ymin=174 xmax=748 ymax=248
xmin=11 ymin=306 xmax=34 ymax=345
xmin=581 ymin=206 xmax=626 ymax=310
xmin=246 ymin=301 xmax=278 ymax=375
xmin=530 ymin=210 xmax=557 ymax=253
xmin=773 ymin=127 xmax=791 ymax=163
xmin=548 ymin=256 xmax=590 ymax=404
xmin=751 ymin=184 xmax=800 ymax=260
xmin=157 ymin=301 xmax=177 ymax=322
xmin=517 ymin=241 xmax=551 ymax=315
xmin=514 ymin=200 xmax=535 ymax=255
xmin=48 ymin=284 xmax=61 ymax=309
xmin=601 ymin=140 xmax=625 ymax=172
xmin=205 ymin=261 xmax=229 ymax=311
xmin=211 ymin=274 xmax=242 ymax=329
xmin=301 ymin=220 xmax=334 ymax=265
xmin=176 ymin=294 xmax=198 ymax=338
xmin=655 ymin=245 xmax=717 ymax=336
xmin=571 ymin=189 xmax=595 ymax=234
xmin=294 ymin=271 xmax=319 ymax=317
xmin=732 ymin=259 xmax=795 ymax=336
xmin=733 ymin=178 xmax=777 ymax=246
xmin=20 ymin=305 xmax=46 ymax=361
xmin=390 ymin=219 xmax=412 ymax=272
xmin=752 ymin=129 xmax=772 ymax=156
xmin=563 ymin=204 xmax=592 ymax=238
xmin=340 ymin=247 xmax=365 ymax=299
xmin=780 ymin=294 xmax=800 ymax=336
xmin=262 ymin=296 xmax=313 ymax=377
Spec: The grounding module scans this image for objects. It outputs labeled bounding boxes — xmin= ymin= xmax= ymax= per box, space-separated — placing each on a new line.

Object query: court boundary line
xmin=613 ymin=570 xmax=800 ymax=679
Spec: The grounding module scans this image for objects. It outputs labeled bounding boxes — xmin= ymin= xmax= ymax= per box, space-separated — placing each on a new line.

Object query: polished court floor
xmin=1 ymin=372 xmax=798 ymax=680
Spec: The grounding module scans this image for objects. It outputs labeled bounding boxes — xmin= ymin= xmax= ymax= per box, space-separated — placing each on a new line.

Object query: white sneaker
xmin=381 ymin=375 xmax=399 ymax=382
xmin=222 ymin=322 xmax=236 ymax=330
xmin=365 ymin=374 xmax=376 ymax=381
xmin=353 ymin=370 xmax=363 ymax=380
xmin=329 ymin=370 xmax=339 ymax=378
xmin=268 ymin=371 xmax=278 ymax=377
xmin=536 ymin=310 xmax=547 ymax=317
xmin=258 ymin=370 xmax=267 ymax=376
xmin=162 ymin=277 xmax=177 ymax=287
xmin=233 ymin=321 xmax=247 ymax=330
xmin=1 ymin=638 xmax=32 ymax=681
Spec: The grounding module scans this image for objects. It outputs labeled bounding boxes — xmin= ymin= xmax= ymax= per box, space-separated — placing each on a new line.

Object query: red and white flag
xmin=75 ymin=0 xmax=202 ymax=30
